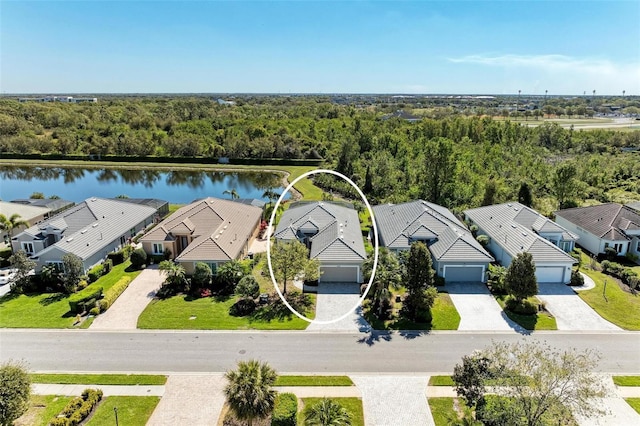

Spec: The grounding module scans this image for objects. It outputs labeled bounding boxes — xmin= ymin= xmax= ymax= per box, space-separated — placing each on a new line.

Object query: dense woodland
xmin=0 ymin=96 xmax=639 ymax=214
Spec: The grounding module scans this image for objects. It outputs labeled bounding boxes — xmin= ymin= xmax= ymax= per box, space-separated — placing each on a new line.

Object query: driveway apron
xmin=305 ymin=283 xmax=371 ymax=332
xmin=445 ymin=282 xmax=524 ymax=332
xmin=90 ymin=266 xmax=163 ymax=330
xmin=351 ymin=375 xmax=433 ymax=426
xmin=536 ymin=284 xmax=621 ymax=331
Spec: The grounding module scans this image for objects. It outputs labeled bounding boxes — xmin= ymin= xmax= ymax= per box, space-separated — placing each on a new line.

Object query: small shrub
xmin=107 ymin=250 xmax=126 ymax=265
xmin=87 ymin=264 xmax=104 ymax=283
xmin=569 ymin=270 xmax=585 ymax=287
xmin=49 ymin=418 xmax=69 ymax=426
xmin=434 ymin=276 xmax=446 ymax=287
xmin=505 ymin=297 xmax=538 ymax=315
xmin=103 ymin=259 xmax=113 ymax=274
xmin=99 ymin=276 xmax=132 ymax=312
xmin=192 ymin=262 xmax=212 ymax=288
xmin=605 ymin=246 xmax=618 ymax=261
xmin=271 ymin=392 xmax=297 ymax=426
xmin=229 ymin=298 xmax=257 ymax=316
xmin=236 ymin=275 xmax=260 ymax=299
xmin=77 ymin=280 xmax=88 ymax=290
xmin=130 ymin=248 xmax=148 ymax=269
xmin=68 ymin=286 xmax=103 ymax=313
xmin=625 ymin=252 xmax=639 ymax=264
xmin=61 ymin=397 xmax=83 ymax=416
xmin=89 ymin=307 xmax=100 ymax=316
xmin=476 ymin=234 xmax=489 ymax=247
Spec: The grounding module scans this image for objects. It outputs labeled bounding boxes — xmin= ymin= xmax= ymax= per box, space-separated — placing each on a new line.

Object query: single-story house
xmin=11 ymin=197 xmax=157 ymax=273
xmin=464 ymin=202 xmax=577 ymax=284
xmin=11 ymin=198 xmax=75 ymax=218
xmin=274 ymin=201 xmax=366 ymax=283
xmin=626 ymin=201 xmax=640 ymax=213
xmin=373 ymin=200 xmax=494 ymax=283
xmin=1 ymin=201 xmax=52 ymax=243
xmin=140 ymin=197 xmax=262 ymax=275
xmin=555 ymin=203 xmax=640 ymax=263
xmin=110 ymin=198 xmax=169 ymax=218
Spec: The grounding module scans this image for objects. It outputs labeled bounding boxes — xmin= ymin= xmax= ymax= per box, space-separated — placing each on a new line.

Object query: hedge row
xmin=0 ymin=152 xmax=324 ymax=166
xmin=107 ymin=245 xmax=133 ymax=265
xmin=49 ymin=388 xmax=103 ymax=426
xmin=68 ymin=286 xmax=103 ymax=314
xmin=271 ymin=393 xmax=298 ymax=426
xmin=601 ymin=260 xmax=639 ymax=288
xmin=87 ymin=264 xmax=104 ymax=283
xmin=99 ymin=276 xmax=132 ymax=312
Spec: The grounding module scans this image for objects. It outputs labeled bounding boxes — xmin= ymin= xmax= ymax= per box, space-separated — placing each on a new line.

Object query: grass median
xmin=30 ymin=373 xmax=167 ymax=385
xmin=275 ymin=375 xmax=354 ymax=386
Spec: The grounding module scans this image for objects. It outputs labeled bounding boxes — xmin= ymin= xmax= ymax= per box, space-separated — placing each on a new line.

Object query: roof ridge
xmin=313 ymin=233 xmax=366 ymax=260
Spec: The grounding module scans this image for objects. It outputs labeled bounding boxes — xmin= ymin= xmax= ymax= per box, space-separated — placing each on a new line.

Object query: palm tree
xmin=304 ymin=398 xmax=351 ymax=426
xmin=223 ymin=188 xmax=240 ymax=200
xmin=158 ymin=260 xmax=186 ymax=289
xmin=0 ymin=213 xmax=29 ymax=245
xmin=362 ymin=247 xmax=402 ymax=318
xmin=224 ymin=360 xmax=277 ymax=426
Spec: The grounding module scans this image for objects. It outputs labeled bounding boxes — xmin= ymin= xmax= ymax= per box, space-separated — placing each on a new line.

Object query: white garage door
xmin=535 ymin=266 xmax=565 ymax=284
xmin=444 ymin=266 xmax=484 ymax=283
xmin=320 ymin=266 xmax=359 ymax=283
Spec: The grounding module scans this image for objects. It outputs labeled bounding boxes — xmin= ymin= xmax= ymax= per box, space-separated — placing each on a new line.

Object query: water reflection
xmin=0 ymin=165 xmax=286 ymax=204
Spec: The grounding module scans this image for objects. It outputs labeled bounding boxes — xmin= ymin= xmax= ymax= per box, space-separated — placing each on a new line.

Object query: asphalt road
xmin=2 ymin=330 xmax=639 ymax=374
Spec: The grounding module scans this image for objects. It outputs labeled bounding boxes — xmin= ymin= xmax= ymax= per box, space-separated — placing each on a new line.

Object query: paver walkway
xmin=32 ymin=383 xmax=164 ymax=396
xmin=90 ymin=266 xmax=163 ymax=330
xmin=537 ymin=284 xmax=621 ymax=331
xmin=147 ymin=374 xmax=226 ymax=426
xmin=306 ymin=283 xmax=371 ymax=332
xmin=351 ymin=375 xmax=433 ymax=426
xmin=445 ymin=282 xmax=524 ymax=332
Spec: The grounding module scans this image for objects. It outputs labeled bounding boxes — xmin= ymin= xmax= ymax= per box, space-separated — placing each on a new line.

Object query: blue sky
xmin=2 ymin=1 xmax=639 ymax=94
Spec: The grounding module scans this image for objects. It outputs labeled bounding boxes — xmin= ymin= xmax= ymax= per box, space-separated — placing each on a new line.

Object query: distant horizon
xmin=2 ymin=1 xmax=638 ymax=95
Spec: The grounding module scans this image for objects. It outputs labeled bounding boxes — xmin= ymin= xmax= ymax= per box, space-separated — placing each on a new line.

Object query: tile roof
xmin=465 ymin=202 xmax=576 ymax=264
xmin=275 ymin=202 xmax=366 ymax=262
xmin=18 ymin=198 xmax=156 ymax=260
xmin=11 ymin=198 xmax=75 ymax=212
xmin=141 ymin=197 xmax=262 ymax=262
xmin=373 ymin=200 xmax=493 ymax=263
xmin=555 ymin=203 xmax=640 ymax=241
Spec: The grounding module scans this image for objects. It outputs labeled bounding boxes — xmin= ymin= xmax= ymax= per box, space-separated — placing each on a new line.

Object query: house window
xmin=21 ymin=242 xmax=34 ymax=254
xmin=46 ymin=261 xmax=64 ymax=272
xmin=152 ymin=243 xmax=164 ymax=255
xmin=615 ymin=243 xmax=623 ymax=253
xmin=636 ymin=240 xmax=640 ymax=252
xmin=130 ymin=228 xmax=136 ymax=237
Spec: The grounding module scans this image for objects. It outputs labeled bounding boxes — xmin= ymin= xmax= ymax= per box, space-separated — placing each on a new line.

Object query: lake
xmin=0 ymin=165 xmax=288 ymax=204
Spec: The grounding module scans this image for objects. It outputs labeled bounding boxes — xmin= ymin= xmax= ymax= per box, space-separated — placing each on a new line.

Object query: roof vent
xmin=91 ymin=197 xmax=97 ymax=202
xmin=92 ymin=223 xmax=98 ymax=228
xmin=511 ymin=224 xmax=517 ymax=228
xmin=514 ymin=207 xmax=519 ymax=211
xmin=81 ymin=229 xmax=87 ymax=234
xmin=66 ymin=237 xmax=73 ymax=242
xmin=522 ymin=232 xmax=527 ymax=236
xmin=223 ymin=225 xmax=228 ymax=229
xmin=507 ymin=203 xmax=512 ymax=207
xmin=215 ymin=235 xmax=219 ymax=239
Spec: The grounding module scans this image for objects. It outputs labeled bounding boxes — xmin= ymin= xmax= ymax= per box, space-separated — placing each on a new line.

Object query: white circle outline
xmin=266 ymin=169 xmax=379 ymax=325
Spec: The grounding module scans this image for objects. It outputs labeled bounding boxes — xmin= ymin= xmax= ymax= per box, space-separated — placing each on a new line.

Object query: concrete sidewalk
xmin=90 ymin=266 xmax=162 ymax=330
xmin=32 ymin=383 xmax=164 ymax=396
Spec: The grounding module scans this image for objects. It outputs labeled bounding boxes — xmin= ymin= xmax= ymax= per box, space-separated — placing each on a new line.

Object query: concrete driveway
xmin=445 ymin=282 xmax=524 ymax=332
xmin=90 ymin=265 xmax=163 ymax=330
xmin=537 ymin=284 xmax=621 ymax=331
xmin=305 ymin=283 xmax=370 ymax=332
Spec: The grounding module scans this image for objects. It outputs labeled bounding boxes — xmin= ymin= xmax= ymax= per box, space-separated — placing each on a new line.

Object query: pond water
xmin=0 ymin=165 xmax=288 ymax=204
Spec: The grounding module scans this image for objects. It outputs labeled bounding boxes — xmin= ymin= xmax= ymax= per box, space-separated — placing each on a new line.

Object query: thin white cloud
xmin=448 ymin=54 xmax=626 ymax=74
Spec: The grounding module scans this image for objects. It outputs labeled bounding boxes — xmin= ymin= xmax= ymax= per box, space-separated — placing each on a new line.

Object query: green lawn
xmin=138 ymin=294 xmax=312 ymax=330
xmin=275 ymin=375 xmax=354 ymax=386
xmin=168 ymin=203 xmax=184 ymax=215
xmin=625 ymin=398 xmax=640 ymax=415
xmin=0 ymin=260 xmax=141 ymax=328
xmin=428 ymin=397 xmax=462 ymax=426
xmin=86 ymin=396 xmax=160 ymax=426
xmin=495 ymin=295 xmax=557 ymax=330
xmin=578 ymin=265 xmax=640 ymax=330
xmin=428 ymin=375 xmax=455 ymax=386
xmin=299 ymin=397 xmax=364 ymax=426
xmin=365 ymin=290 xmax=461 ymax=330
xmin=30 ymin=373 xmax=167 ymax=385
xmin=613 ymin=376 xmax=640 ymax=386
xmin=14 ymin=395 xmax=72 ymax=426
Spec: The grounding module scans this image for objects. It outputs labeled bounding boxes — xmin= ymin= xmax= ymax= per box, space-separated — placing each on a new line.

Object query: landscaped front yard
xmin=0 ymin=260 xmax=141 ymax=328
xmin=298 ymin=397 xmax=364 ymax=426
xmin=495 ymin=295 xmax=557 ymax=330
xmin=14 ymin=395 xmax=72 ymax=426
xmin=86 ymin=396 xmax=160 ymax=426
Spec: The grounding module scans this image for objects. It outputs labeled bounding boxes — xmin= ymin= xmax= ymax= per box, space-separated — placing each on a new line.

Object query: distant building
xmin=11 ymin=198 xmax=157 ymax=273
xmin=11 ymin=198 xmax=75 ymax=218
xmin=18 ymin=96 xmax=97 ymax=103
xmin=0 ymin=201 xmax=51 ymax=240
xmin=381 ymin=109 xmax=421 ymax=122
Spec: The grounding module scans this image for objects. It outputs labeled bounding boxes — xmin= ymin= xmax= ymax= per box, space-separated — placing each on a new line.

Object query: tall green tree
xmin=0 ymin=213 xmax=29 ymax=242
xmin=0 ymin=361 xmax=31 ymax=426
xmin=422 ymin=137 xmax=456 ymax=206
xmin=403 ymin=242 xmax=436 ymax=321
xmin=270 ymin=240 xmax=311 ymax=294
xmin=505 ymin=252 xmax=538 ymax=302
xmin=362 ymin=247 xmax=402 ymax=318
xmin=8 ymin=251 xmax=36 ymax=293
xmin=223 ymin=188 xmax=240 ymax=200
xmin=553 ymin=163 xmax=578 ymax=209
xmin=62 ymin=253 xmax=84 ymax=293
xmin=454 ymin=341 xmax=608 ymax=426
xmin=304 ymin=398 xmax=352 ymax=426
xmin=517 ymin=182 xmax=533 ymax=207
xmin=481 ymin=179 xmax=498 ymax=206
xmin=224 ymin=360 xmax=277 ymax=426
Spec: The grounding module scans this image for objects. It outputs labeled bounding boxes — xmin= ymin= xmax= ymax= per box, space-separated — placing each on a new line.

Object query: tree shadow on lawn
xmin=39 ymin=293 xmax=67 ymax=306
